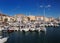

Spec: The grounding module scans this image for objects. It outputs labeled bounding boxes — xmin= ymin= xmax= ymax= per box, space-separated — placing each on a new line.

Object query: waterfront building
xmin=15 ymin=14 xmax=27 ymax=23
xmin=0 ymin=13 xmax=16 ymax=23
xmin=57 ymin=17 xmax=60 ymax=21
xmin=0 ymin=13 xmax=9 ymax=22
xmin=9 ymin=16 xmax=16 ymax=22
xmin=23 ymin=16 xmax=28 ymax=23
xmin=44 ymin=17 xmax=50 ymax=22
xmin=27 ymin=15 xmax=36 ymax=22
xmin=36 ymin=16 xmax=44 ymax=21
xmin=48 ymin=17 xmax=55 ymax=22
xmin=36 ymin=16 xmax=49 ymax=22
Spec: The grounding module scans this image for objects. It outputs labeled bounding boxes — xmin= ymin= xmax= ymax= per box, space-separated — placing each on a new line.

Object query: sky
xmin=0 ymin=0 xmax=60 ymax=17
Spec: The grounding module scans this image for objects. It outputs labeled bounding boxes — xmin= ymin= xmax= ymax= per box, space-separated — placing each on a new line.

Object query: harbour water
xmin=0 ymin=26 xmax=60 ymax=43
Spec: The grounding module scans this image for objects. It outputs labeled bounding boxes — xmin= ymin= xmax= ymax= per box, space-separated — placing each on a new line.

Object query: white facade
xmin=15 ymin=14 xmax=25 ymax=22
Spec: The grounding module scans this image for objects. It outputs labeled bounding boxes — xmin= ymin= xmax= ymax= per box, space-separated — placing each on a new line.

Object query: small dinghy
xmin=0 ymin=36 xmax=8 ymax=43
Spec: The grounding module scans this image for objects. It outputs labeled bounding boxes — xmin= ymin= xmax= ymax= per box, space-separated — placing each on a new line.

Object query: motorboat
xmin=0 ymin=36 xmax=8 ymax=43
xmin=40 ymin=27 xmax=46 ymax=32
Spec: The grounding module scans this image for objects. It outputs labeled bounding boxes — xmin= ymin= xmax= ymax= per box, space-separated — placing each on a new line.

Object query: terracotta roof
xmin=0 ymin=13 xmax=9 ymax=16
xmin=0 ymin=13 xmax=13 ymax=17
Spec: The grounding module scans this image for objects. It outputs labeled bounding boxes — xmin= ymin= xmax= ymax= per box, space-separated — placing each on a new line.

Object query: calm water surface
xmin=1 ymin=27 xmax=60 ymax=43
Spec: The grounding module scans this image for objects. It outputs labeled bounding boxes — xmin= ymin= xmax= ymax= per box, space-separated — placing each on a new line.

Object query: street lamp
xmin=40 ymin=5 xmax=51 ymax=21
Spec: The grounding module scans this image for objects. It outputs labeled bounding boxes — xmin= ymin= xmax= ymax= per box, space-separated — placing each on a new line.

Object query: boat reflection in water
xmin=0 ymin=26 xmax=60 ymax=43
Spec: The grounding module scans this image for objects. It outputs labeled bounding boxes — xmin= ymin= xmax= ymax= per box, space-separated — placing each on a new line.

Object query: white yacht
xmin=0 ymin=36 xmax=8 ymax=43
xmin=0 ymin=26 xmax=5 ymax=32
xmin=20 ymin=28 xmax=29 ymax=32
xmin=40 ymin=26 xmax=46 ymax=32
xmin=4 ymin=25 xmax=9 ymax=30
xmin=48 ymin=22 xmax=54 ymax=26
xmin=29 ymin=27 xmax=35 ymax=31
